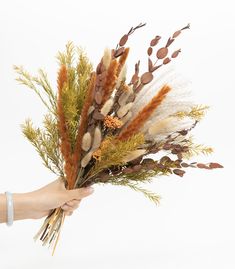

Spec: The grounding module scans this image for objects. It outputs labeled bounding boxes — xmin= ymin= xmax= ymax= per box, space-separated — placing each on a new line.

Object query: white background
xmin=0 ymin=0 xmax=234 ymax=268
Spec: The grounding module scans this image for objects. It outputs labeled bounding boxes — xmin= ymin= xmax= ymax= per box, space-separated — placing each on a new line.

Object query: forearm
xmin=0 ymin=192 xmax=36 ymax=223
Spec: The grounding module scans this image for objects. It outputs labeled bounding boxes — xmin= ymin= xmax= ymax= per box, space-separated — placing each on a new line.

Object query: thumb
xmin=64 ymin=187 xmax=94 ymax=201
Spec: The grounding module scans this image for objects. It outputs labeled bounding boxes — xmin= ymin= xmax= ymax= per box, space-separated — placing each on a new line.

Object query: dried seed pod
xmin=91 ymin=126 xmax=102 ymax=150
xmin=81 ymin=132 xmax=92 ymax=151
xmin=141 ymin=72 xmax=154 ymax=84
xmin=117 ymin=102 xmax=133 ymax=118
xmin=122 ymin=149 xmax=146 ymax=163
xmin=120 ymin=111 xmax=132 ymax=124
xmin=171 ymin=49 xmax=181 ymax=58
xmin=81 ymin=151 xmax=93 ymax=168
xmin=173 ymin=169 xmax=185 ymax=177
xmin=119 ymin=34 xmax=128 ymax=46
xmin=100 ymin=98 xmax=114 ymax=116
xmin=156 ymin=47 xmax=168 ymax=59
xmin=147 ymin=47 xmax=153 ymax=56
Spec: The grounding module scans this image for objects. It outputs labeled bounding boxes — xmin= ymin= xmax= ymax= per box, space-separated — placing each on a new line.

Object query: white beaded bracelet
xmin=5 ymin=191 xmax=14 ymax=226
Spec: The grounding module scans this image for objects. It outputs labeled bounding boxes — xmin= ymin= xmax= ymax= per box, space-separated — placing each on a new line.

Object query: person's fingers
xmin=66 ymin=199 xmax=80 ymax=209
xmin=64 ymin=210 xmax=73 ymax=216
xmin=61 ymin=204 xmax=71 ymax=211
xmin=65 ymin=187 xmax=94 ymax=201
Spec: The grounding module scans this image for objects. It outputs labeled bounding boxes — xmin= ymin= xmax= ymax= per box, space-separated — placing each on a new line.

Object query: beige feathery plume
xmin=118 ymin=85 xmax=171 ymax=141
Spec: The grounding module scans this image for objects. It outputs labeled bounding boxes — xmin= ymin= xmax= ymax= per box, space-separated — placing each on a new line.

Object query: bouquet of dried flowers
xmin=14 ymin=23 xmax=223 ymax=254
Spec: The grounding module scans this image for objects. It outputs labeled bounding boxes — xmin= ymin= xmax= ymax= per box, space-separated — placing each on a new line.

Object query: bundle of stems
xmin=15 ymin=23 xmax=223 ymax=254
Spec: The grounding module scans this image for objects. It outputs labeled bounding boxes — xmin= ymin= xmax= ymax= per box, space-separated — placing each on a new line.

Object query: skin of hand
xmin=0 ymin=178 xmax=94 ymax=223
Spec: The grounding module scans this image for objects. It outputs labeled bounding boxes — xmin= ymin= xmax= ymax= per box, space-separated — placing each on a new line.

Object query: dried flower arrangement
xmin=14 ymin=23 xmax=223 ymax=254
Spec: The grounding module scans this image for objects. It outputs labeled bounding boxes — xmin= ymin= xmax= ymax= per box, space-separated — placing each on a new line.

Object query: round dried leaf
xmin=119 ymin=34 xmax=128 ymax=47
xmin=156 ymin=47 xmax=168 ymax=59
xmin=141 ymin=72 xmax=154 ymax=84
xmin=147 ymin=47 xmax=153 ymax=56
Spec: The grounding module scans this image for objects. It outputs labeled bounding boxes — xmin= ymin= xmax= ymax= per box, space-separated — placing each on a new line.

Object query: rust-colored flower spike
xmin=57 ymin=65 xmax=74 ymax=189
xmin=118 ymin=85 xmax=171 ymax=141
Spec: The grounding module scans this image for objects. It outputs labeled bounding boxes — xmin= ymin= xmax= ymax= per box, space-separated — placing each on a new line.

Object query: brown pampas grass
xmin=118 ymin=85 xmax=171 ymax=141
xmin=101 ymin=59 xmax=119 ymax=105
xmin=72 ymin=72 xmax=97 ymax=181
xmin=57 ymin=65 xmax=74 ymax=189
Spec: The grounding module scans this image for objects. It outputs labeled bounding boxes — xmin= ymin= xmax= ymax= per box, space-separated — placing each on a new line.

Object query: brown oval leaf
xmin=141 ymin=72 xmax=154 ymax=84
xmin=163 ymin=57 xmax=171 ymax=65
xmin=173 ymin=169 xmax=185 ymax=177
xmin=150 ymin=38 xmax=158 ymax=46
xmin=197 ymin=163 xmax=209 ymax=169
xmin=172 ymin=49 xmax=181 ymax=58
xmin=119 ymin=34 xmax=128 ymax=47
xmin=181 ymin=162 xmax=189 ymax=168
xmin=147 ymin=47 xmax=153 ymax=56
xmin=156 ymin=47 xmax=168 ymax=59
xmin=173 ymin=30 xmax=181 ymax=38
xmin=209 ymin=163 xmax=224 ymax=169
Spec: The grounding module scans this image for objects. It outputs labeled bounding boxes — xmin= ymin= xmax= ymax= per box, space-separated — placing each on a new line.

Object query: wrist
xmin=12 ymin=192 xmax=37 ymax=221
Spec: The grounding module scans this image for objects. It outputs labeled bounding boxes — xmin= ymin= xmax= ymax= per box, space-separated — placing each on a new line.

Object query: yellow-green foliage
xmin=16 ymin=42 xmax=93 ymax=160
xmin=21 ymin=116 xmax=64 ymax=176
xmin=182 ymin=136 xmax=213 ymax=159
xmin=57 ymin=42 xmax=93 ymax=149
xmin=174 ymin=105 xmax=209 ymax=121
xmin=87 ymin=133 xmax=145 ymax=179
xmin=14 ymin=66 xmax=57 ymax=114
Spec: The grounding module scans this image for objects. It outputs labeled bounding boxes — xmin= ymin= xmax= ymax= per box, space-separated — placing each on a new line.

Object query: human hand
xmin=12 ymin=178 xmax=94 ymax=221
